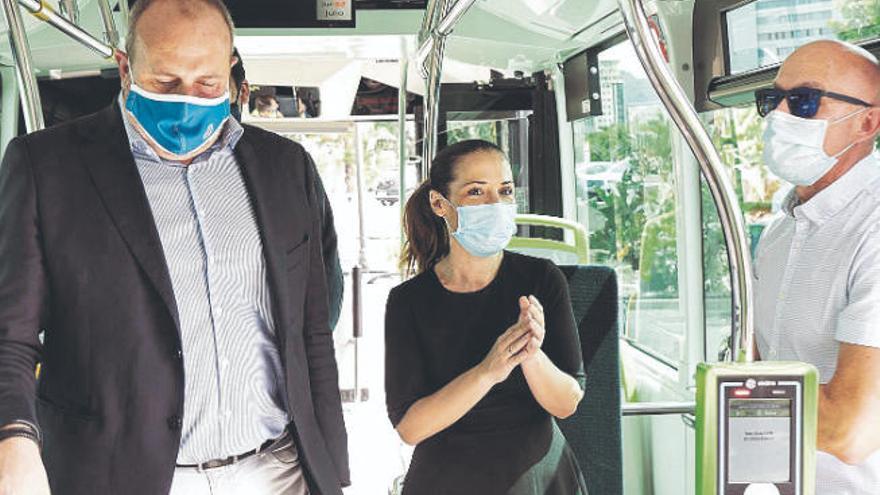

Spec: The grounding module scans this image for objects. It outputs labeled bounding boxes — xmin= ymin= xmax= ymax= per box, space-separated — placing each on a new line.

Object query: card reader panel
xmin=719 ymin=376 xmax=802 ymax=495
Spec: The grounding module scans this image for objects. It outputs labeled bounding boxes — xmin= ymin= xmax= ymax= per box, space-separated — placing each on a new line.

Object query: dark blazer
xmin=0 ymin=104 xmax=350 ymax=495
xmin=315 ymin=177 xmax=344 ymax=331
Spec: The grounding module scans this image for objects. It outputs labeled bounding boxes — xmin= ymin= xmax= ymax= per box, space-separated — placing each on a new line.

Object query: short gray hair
xmin=125 ymin=0 xmax=235 ymax=62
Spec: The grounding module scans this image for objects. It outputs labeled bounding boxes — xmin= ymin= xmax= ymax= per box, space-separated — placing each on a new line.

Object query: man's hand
xmin=0 ymin=436 xmax=50 ymax=495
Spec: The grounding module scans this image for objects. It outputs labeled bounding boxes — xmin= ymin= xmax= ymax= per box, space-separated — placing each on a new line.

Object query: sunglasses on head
xmin=755 ymin=86 xmax=873 ymax=119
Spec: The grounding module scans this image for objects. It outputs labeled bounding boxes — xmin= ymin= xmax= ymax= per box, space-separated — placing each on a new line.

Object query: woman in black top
xmin=385 ymin=140 xmax=589 ymax=495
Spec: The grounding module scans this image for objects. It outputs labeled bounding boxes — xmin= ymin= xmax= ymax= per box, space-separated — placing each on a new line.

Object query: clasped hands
xmin=479 ymin=295 xmax=546 ymax=385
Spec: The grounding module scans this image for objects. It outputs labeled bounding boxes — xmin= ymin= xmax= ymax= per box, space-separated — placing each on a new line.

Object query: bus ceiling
xmin=0 ymin=0 xmax=623 ymax=78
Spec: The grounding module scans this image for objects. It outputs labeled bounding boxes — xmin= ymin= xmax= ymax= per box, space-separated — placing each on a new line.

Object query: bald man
xmin=0 ymin=1 xmax=349 ymax=494
xmin=754 ymin=39 xmax=880 ymax=493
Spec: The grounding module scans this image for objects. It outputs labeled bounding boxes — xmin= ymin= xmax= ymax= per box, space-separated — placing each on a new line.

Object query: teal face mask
xmin=443 ymin=197 xmax=518 ymax=258
xmin=125 ymin=83 xmax=230 ymax=161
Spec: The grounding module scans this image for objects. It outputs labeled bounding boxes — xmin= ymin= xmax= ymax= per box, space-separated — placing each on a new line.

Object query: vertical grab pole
xmin=617 ymin=0 xmax=755 ymax=362
xmin=418 ymin=0 xmax=481 ymax=178
xmin=96 ymin=0 xmax=120 ymax=48
xmin=58 ymin=0 xmax=78 ymax=23
xmin=2 ymin=0 xmax=45 ymax=132
xmin=420 ymin=1 xmax=447 ymax=177
xmin=352 ymin=123 xmax=367 ymax=401
xmin=1 ymin=66 xmax=21 ymax=154
xmin=399 ymin=46 xmax=410 ymax=261
xmin=351 ymin=265 xmax=362 ymax=401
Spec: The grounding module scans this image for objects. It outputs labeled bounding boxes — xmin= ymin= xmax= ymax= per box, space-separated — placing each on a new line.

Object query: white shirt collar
xmin=783 ymin=153 xmax=880 ymax=225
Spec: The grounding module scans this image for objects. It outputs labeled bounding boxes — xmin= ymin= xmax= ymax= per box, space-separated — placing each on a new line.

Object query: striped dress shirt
xmin=119 ymin=98 xmax=289 ymax=464
xmin=754 ymin=154 xmax=880 ymax=493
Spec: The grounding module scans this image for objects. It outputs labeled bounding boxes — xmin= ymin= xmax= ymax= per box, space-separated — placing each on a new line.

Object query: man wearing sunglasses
xmin=753 ymin=39 xmax=880 ymax=493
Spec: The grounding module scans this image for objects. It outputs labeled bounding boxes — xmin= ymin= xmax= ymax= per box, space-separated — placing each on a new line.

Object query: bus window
xmin=447 ymin=116 xmax=531 ymax=214
xmin=572 ymin=40 xmax=684 ymax=367
xmin=726 ymin=0 xmax=880 ymax=75
xmin=701 ymin=105 xmax=785 ymax=361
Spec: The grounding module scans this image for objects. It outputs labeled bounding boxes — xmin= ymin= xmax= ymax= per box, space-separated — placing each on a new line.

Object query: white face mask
xmin=762 ymin=108 xmax=866 ymax=186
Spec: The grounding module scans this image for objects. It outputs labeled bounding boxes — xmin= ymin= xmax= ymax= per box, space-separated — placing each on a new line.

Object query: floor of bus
xmin=337 ymin=274 xmax=409 ymax=495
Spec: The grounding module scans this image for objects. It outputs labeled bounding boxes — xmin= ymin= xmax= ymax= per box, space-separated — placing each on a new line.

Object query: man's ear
xmin=115 ymin=50 xmax=131 ymax=88
xmin=859 ymin=107 xmax=880 ymax=142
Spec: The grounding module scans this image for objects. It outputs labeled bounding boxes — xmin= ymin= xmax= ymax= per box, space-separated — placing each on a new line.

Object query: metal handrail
xmin=58 ymin=0 xmax=77 ymax=23
xmin=618 ymin=0 xmax=755 ymax=363
xmin=1 ymin=0 xmax=44 ymax=132
xmin=419 ymin=0 xmax=447 ymax=176
xmin=18 ymin=0 xmax=114 ymax=58
xmin=435 ymin=0 xmax=477 ymax=36
xmin=119 ymin=0 xmax=129 ymax=22
xmin=418 ymin=0 xmax=482 ymax=177
xmin=96 ymin=0 xmax=119 ymax=48
xmin=398 ymin=48 xmax=409 ymax=252
xmin=622 ymin=401 xmax=695 ymax=417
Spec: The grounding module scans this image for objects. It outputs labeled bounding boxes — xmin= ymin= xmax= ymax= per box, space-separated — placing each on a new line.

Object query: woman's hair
xmin=401 ymin=139 xmax=505 ymax=275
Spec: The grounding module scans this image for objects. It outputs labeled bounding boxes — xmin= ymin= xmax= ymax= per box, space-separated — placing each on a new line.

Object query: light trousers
xmin=169 ymin=435 xmax=309 ymax=495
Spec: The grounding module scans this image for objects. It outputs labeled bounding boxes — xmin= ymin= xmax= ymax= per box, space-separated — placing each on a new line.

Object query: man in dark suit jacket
xmin=0 ymin=1 xmax=349 ymax=494
xmin=229 ymin=51 xmax=345 ymax=331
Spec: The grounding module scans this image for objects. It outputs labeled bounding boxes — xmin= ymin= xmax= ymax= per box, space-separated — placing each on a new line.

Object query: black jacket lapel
xmin=79 ymin=104 xmax=181 ymax=336
xmin=233 ymin=132 xmax=300 ymax=338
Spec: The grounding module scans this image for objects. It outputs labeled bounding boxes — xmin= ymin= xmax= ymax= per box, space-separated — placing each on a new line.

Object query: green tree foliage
xmin=446 ymin=121 xmax=498 ymax=145
xmin=831 ymin=0 xmax=880 ymax=42
xmin=585 ymin=117 xmax=678 ymax=297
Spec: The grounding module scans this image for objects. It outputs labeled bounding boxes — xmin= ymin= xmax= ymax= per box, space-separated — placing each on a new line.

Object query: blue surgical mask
xmin=443 ymin=197 xmax=518 ymax=258
xmin=125 ymin=83 xmax=230 ymax=161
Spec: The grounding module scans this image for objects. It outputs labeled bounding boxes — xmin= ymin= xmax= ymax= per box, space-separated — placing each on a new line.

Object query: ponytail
xmin=400 ymin=139 xmax=506 ymax=276
xmin=401 ymin=181 xmax=449 ymax=275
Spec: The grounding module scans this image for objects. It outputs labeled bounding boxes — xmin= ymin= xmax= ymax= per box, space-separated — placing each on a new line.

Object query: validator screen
xmin=728 ymin=398 xmax=792 ymax=484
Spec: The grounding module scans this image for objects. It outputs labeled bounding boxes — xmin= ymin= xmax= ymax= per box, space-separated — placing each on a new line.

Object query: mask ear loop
xmin=438 ymin=194 xmax=460 ymax=235
xmin=829 ymin=106 xmax=870 ymax=126
xmin=828 ymin=107 xmax=873 ymax=158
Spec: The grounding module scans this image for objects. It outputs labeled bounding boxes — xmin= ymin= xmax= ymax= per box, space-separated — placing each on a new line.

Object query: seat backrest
xmin=556 ymin=265 xmax=622 ymax=495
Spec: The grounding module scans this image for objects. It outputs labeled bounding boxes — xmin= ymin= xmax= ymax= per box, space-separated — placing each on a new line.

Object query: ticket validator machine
xmin=696 ymin=362 xmax=819 ymax=495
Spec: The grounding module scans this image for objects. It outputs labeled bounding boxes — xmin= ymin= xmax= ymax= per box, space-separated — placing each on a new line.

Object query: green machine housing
xmin=696 ymin=361 xmax=819 ymax=495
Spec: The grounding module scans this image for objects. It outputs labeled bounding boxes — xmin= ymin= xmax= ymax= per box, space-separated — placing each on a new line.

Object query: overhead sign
xmin=317 ymin=0 xmax=352 ymax=21
xmin=225 ymin=0 xmax=356 ymax=28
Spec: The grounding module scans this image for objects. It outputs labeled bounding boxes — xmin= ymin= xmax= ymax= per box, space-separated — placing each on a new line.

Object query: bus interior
xmin=1 ymin=0 xmax=879 ymax=494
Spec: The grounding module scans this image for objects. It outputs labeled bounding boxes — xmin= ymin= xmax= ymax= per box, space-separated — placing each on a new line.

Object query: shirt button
xmin=215 ymin=307 xmax=224 ymax=317
xmin=167 ymin=415 xmax=183 ymax=430
xmin=220 ymin=358 xmax=229 ymax=369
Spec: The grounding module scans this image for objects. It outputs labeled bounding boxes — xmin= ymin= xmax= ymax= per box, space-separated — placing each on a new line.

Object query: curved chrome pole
xmin=422 ymin=32 xmax=447 ymax=176
xmin=58 ymin=0 xmax=78 ymax=24
xmin=435 ymin=0 xmax=477 ymax=36
xmin=419 ymin=0 xmax=478 ymax=176
xmin=398 ymin=51 xmax=410 ymax=252
xmin=18 ymin=0 xmax=114 ymax=58
xmin=119 ymin=0 xmax=129 ymax=21
xmin=618 ymin=0 xmax=755 ymax=362
xmin=2 ymin=0 xmax=44 ymax=132
xmin=96 ymin=0 xmax=119 ymax=48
